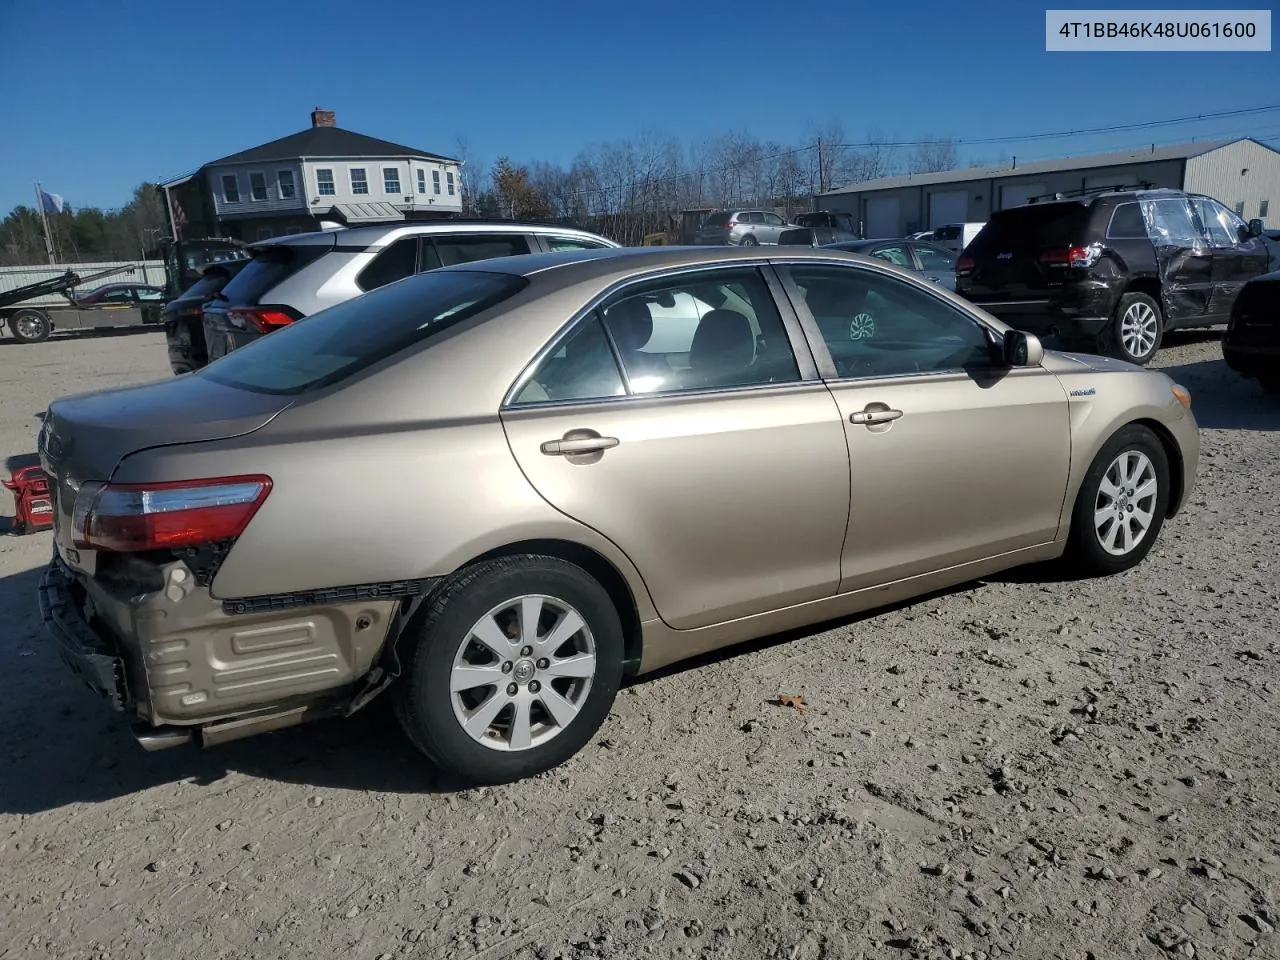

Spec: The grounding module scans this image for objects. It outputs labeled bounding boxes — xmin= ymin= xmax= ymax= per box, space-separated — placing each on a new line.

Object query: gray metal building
xmin=815 ymin=138 xmax=1280 ymax=238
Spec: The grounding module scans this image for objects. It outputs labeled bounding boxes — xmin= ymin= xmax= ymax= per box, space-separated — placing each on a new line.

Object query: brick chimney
xmin=311 ymin=107 xmax=336 ymax=128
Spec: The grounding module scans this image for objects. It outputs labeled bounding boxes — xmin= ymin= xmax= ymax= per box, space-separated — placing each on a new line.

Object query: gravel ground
xmin=0 ymin=327 xmax=1277 ymax=960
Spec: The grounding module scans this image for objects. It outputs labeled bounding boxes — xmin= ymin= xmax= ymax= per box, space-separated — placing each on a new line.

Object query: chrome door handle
xmin=850 ymin=408 xmax=903 ymax=425
xmin=540 ymin=435 xmax=620 ymax=456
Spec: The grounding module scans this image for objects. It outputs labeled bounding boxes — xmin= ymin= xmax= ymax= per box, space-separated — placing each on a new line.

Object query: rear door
xmin=760 ymin=212 xmax=788 ymax=243
xmin=1191 ymin=196 xmax=1272 ymax=318
xmin=501 ymin=264 xmax=849 ymax=630
xmin=1140 ymin=197 xmax=1213 ymax=324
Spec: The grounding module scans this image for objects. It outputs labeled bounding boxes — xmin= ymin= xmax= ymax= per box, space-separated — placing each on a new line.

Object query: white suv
xmin=194 ymin=221 xmax=619 ymax=368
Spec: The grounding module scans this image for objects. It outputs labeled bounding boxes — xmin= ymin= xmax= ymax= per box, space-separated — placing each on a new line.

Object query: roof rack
xmin=1028 ymin=181 xmax=1157 ymax=204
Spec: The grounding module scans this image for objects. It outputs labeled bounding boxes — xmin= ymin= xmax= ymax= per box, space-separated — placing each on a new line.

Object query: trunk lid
xmin=958 ymin=202 xmax=1092 ymax=301
xmin=39 ymin=376 xmax=292 ymax=564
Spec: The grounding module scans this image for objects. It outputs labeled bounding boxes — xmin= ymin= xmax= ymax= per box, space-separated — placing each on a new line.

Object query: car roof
xmin=252 ymin=220 xmax=615 ymax=249
xmin=432 ymin=244 xmax=881 ymax=288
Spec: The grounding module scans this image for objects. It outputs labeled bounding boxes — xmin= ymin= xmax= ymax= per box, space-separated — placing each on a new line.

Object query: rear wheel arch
xmin=1123 ymin=276 xmax=1163 ymax=305
xmin=464 ymin=539 xmax=644 ymax=675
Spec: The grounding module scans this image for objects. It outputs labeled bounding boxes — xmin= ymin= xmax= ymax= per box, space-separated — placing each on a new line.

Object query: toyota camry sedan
xmin=38 ymin=246 xmax=1198 ymax=785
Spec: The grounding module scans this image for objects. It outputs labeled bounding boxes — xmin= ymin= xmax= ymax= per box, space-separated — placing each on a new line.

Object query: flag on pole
xmin=38 ymin=188 xmax=65 ymax=214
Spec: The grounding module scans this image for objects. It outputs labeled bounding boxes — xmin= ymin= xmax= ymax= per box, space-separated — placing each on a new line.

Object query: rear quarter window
xmin=1107 ymin=203 xmax=1148 ymax=240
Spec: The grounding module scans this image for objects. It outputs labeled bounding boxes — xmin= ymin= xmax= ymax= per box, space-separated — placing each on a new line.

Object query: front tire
xmin=739 ymin=234 xmax=759 ymax=247
xmin=1064 ymin=424 xmax=1170 ymax=576
xmin=392 ymin=556 xmax=624 ymax=785
xmin=9 ymin=309 xmax=52 ymax=344
xmin=1100 ymin=292 xmax=1163 ymax=365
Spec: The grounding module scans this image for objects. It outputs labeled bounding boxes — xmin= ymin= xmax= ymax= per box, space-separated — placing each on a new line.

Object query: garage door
xmin=999 ymin=183 xmax=1046 ymax=209
xmin=928 ymin=190 xmax=969 ymax=229
xmin=864 ymin=197 xmax=900 ymax=238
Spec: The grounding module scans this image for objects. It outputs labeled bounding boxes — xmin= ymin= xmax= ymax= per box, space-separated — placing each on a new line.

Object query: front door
xmin=1192 ymin=196 xmax=1272 ymax=319
xmin=780 ymin=263 xmax=1071 ymax=591
xmin=1141 ymin=196 xmax=1214 ymax=324
xmin=501 ymin=265 xmax=850 ymax=630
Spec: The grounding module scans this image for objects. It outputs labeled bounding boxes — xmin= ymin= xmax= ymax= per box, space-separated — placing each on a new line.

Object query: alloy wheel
xmin=450 ymin=594 xmax=597 ymax=752
xmin=1119 ymin=301 xmax=1159 ymax=360
xmin=1093 ymin=450 xmax=1158 ymax=556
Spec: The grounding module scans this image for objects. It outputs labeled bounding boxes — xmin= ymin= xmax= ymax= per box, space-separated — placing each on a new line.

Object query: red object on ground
xmin=3 ymin=465 xmax=54 ymax=534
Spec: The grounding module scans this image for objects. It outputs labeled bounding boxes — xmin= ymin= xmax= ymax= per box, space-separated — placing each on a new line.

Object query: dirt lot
xmin=0 ymin=327 xmax=1277 ymax=960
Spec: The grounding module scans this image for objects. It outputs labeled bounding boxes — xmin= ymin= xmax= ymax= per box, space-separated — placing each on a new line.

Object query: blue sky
xmin=2 ymin=0 xmax=1277 ymax=214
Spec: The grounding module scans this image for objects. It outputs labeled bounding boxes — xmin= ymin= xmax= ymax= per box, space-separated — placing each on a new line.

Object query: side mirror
xmin=1247 ymin=218 xmax=1264 ymax=238
xmin=1002 ymin=330 xmax=1044 ymax=367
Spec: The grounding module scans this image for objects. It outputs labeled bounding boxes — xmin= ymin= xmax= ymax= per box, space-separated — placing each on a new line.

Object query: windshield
xmin=201 ymin=270 xmax=528 ymax=395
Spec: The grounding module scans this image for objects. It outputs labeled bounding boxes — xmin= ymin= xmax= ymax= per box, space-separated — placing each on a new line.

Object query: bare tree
xmin=909 ymin=136 xmax=959 ymax=174
xmin=453 ymin=136 xmax=485 ymax=214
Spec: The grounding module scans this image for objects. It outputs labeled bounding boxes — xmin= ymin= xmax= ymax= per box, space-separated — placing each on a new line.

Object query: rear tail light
xmin=227 ymin=306 xmax=302 ymax=334
xmin=73 ymin=476 xmax=272 ymax=552
xmin=1039 ymin=244 xmax=1101 ymax=268
xmin=955 ymin=255 xmax=975 ymax=275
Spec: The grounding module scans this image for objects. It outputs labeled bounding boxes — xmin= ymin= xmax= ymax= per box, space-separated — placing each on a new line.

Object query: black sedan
xmin=820 ymin=239 xmax=958 ymax=291
xmin=1223 ymin=270 xmax=1280 ymax=396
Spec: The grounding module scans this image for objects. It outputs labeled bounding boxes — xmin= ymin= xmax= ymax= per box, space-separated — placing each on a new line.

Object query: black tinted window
xmin=1107 ymin=203 xmax=1147 ymax=239
xmin=202 ymin=271 xmax=527 ymax=395
xmin=431 ymin=235 xmax=531 ymax=266
xmin=357 ymin=237 xmax=419 ymax=291
xmin=220 ymin=243 xmax=331 ymax=304
xmin=967 ymin=203 xmax=1089 ymax=253
xmin=705 ymin=212 xmax=731 ymax=227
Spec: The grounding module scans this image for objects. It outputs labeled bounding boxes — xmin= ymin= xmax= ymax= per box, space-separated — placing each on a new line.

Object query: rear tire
xmin=1064 ymin=424 xmax=1170 ymax=576
xmin=1100 ymin=293 xmax=1163 ymax=365
xmin=9 ymin=309 xmax=52 ymax=344
xmin=392 ymin=556 xmax=624 ymax=786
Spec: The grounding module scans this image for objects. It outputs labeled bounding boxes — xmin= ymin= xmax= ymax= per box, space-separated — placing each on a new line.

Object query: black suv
xmin=956 ymin=188 xmax=1273 ymax=364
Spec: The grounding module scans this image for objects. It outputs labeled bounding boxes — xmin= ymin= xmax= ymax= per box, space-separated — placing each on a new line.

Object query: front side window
xmin=350 ymin=168 xmax=369 ymax=195
xmin=1192 ymin=197 xmax=1236 ymax=247
xmin=221 ymin=174 xmax=240 ymax=203
xmin=316 ymin=168 xmax=335 ymax=196
xmin=790 ymin=266 xmax=997 ymax=379
xmin=249 ymin=172 xmax=268 ymax=202
xmin=203 ymin=270 xmax=528 ymax=395
xmin=417 ymin=170 xmax=427 ymax=194
xmin=762 ymin=212 xmax=785 ymax=226
xmin=447 ymin=171 xmax=456 ymax=196
xmin=278 ymin=170 xmax=296 ymax=199
xmin=383 ymin=167 xmax=402 ymax=195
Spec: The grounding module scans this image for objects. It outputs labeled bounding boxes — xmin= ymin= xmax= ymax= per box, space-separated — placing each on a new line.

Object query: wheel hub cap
xmin=512 ymin=659 xmax=536 ymax=684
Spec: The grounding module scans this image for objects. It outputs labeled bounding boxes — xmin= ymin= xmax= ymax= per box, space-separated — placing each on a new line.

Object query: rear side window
xmin=202 ymin=270 xmax=528 ymax=395
xmin=1107 ymin=203 xmax=1147 ymax=239
xmin=426 ymin=235 xmax=532 ymax=268
xmin=220 ymin=242 xmax=332 ymax=305
xmin=544 ymin=235 xmax=611 ymax=251
xmin=967 ymin=203 xmax=1090 ymax=254
xmin=357 ymin=237 xmax=419 ymax=291
xmin=1142 ymin=198 xmax=1200 ymax=245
